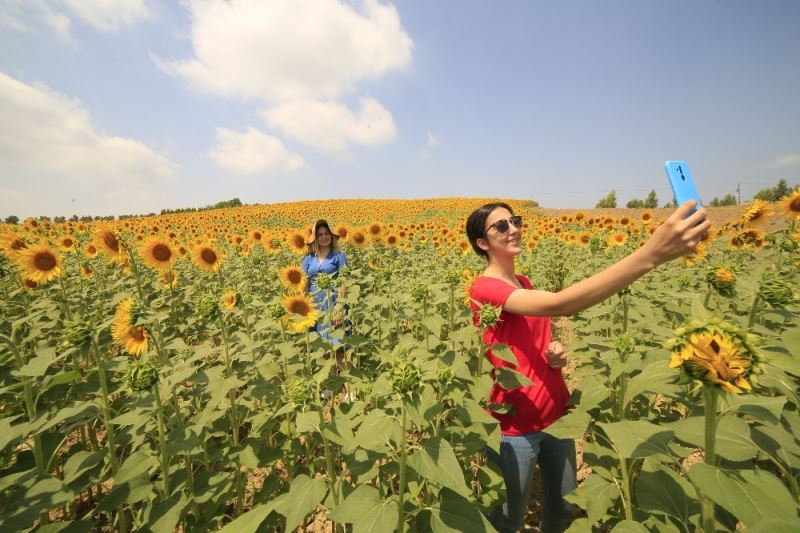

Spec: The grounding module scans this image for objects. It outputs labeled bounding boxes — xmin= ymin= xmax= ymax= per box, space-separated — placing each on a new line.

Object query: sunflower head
xmin=667 ymin=317 xmax=763 ymax=394
xmin=112 ymin=297 xmax=149 ymax=356
xmin=94 ymin=223 xmax=123 ymax=259
xmin=192 ymin=243 xmax=223 ymax=273
xmin=706 ymin=265 xmax=736 ymax=296
xmin=279 ymin=265 xmax=306 ymax=292
xmin=15 ymin=244 xmax=62 ymax=283
xmin=741 ymin=199 xmax=774 ymax=227
xmin=140 ymin=237 xmax=175 ymax=271
xmin=221 ymin=289 xmax=238 ymax=311
xmin=281 ymin=293 xmax=321 ymax=333
xmin=779 ymin=190 xmax=800 ymax=219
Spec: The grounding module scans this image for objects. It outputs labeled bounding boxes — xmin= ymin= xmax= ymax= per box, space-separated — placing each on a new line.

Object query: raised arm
xmin=504 ymin=201 xmax=710 ymax=317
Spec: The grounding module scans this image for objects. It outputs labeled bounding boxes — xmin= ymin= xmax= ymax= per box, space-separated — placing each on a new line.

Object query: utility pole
xmin=736 ymin=183 xmax=741 ymax=205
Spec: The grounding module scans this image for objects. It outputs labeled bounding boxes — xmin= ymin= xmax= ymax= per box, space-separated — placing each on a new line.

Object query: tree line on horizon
xmin=594 ymin=178 xmax=798 ymax=209
xmin=2 ymin=180 xmax=799 ymax=224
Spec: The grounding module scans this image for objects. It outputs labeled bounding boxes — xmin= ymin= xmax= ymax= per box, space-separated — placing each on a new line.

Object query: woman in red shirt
xmin=466 ymin=201 xmax=708 ymax=532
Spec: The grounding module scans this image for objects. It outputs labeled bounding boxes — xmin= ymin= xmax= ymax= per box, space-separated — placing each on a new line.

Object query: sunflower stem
xmin=153 ymin=382 xmax=171 ymax=499
xmin=58 ymin=275 xmax=73 ymax=321
xmin=701 ymin=386 xmax=719 ymax=533
xmin=397 ymin=399 xmax=408 ymax=533
xmin=746 ymin=292 xmax=761 ymax=329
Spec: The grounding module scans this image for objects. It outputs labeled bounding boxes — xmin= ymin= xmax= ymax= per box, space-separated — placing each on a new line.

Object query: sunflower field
xmin=0 ymin=196 xmax=799 ymax=532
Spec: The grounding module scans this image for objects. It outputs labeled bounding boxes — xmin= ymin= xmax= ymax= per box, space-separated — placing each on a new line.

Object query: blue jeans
xmin=487 ymin=432 xmax=577 ymax=533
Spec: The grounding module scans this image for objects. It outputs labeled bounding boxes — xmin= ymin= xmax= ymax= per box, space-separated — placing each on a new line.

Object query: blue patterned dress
xmin=301 ymin=250 xmax=348 ymax=343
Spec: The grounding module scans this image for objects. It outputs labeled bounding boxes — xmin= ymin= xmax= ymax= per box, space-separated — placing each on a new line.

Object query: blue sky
xmin=1 ymin=0 xmax=798 ymax=218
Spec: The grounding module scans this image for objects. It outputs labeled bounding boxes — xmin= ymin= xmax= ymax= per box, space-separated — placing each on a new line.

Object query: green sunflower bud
xmin=389 ymin=358 xmax=422 ymax=396
xmin=63 ymin=321 xmax=92 ymax=348
xmin=612 ymin=332 xmax=635 ymax=356
xmin=436 ymin=365 xmax=454 ymax=386
xmin=478 ymin=303 xmax=503 ymax=328
xmin=125 ymin=360 xmax=159 ymax=392
xmin=196 ymin=294 xmax=220 ymax=319
xmin=316 ymin=273 xmax=334 ymax=291
xmin=411 ymin=283 xmax=430 ymax=303
xmin=444 ymin=270 xmax=461 ymax=287
xmin=267 ymin=302 xmax=286 ymax=321
xmin=759 ymin=271 xmax=795 ymax=308
xmin=285 ymin=378 xmax=314 ymax=406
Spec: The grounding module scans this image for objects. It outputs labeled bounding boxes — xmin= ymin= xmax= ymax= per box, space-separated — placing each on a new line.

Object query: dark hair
xmin=465 ymin=202 xmax=513 ymax=258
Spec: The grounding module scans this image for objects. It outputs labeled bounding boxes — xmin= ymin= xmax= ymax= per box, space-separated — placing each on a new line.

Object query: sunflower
xmin=84 ymin=243 xmax=98 ymax=258
xmin=368 ymin=223 xmax=382 ymax=237
xmin=81 ymin=264 xmax=94 ymax=279
xmin=281 ymin=294 xmax=321 ymax=333
xmin=682 ymin=242 xmax=708 ymax=267
xmin=350 ymin=230 xmax=367 ymax=249
xmin=280 ymin=265 xmax=307 ymax=292
xmin=333 ymin=224 xmax=349 ymax=242
xmin=94 ymin=223 xmax=123 ymax=260
xmin=192 ymin=243 xmax=223 ymax=273
xmin=140 ymin=237 xmax=175 ymax=272
xmin=111 ymin=298 xmax=148 ymax=356
xmin=606 ymin=232 xmax=628 ymax=248
xmin=15 ymin=244 xmax=62 ymax=283
xmin=249 ymin=228 xmax=267 ymax=246
xmin=221 ymin=289 xmax=238 ymax=311
xmin=741 ymin=199 xmax=773 ymax=227
xmin=577 ymin=232 xmax=592 ymax=247
xmin=287 ymin=231 xmax=307 ymax=254
xmin=21 ymin=277 xmax=38 ymax=291
xmin=730 ymin=228 xmax=766 ymax=250
xmin=385 ymin=234 xmax=399 ymax=248
xmin=780 ymin=190 xmax=800 ymax=219
xmin=58 ymin=235 xmax=77 ymax=253
xmin=159 ymin=269 xmax=178 ymax=289
xmin=0 ymin=232 xmax=27 ymax=257
xmin=667 ymin=318 xmax=762 ymax=394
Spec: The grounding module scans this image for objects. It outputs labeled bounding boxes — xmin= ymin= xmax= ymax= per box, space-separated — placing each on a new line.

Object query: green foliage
xmin=625 ymin=190 xmax=658 ymax=209
xmin=753 ymin=178 xmax=797 ymax=202
xmin=596 ymin=189 xmax=618 ymax=208
xmin=709 ymin=193 xmax=738 ymax=206
xmin=0 ymin=204 xmax=798 ymax=532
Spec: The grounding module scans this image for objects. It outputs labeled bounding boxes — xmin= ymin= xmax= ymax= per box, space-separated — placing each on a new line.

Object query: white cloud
xmin=774 ymin=154 xmax=800 ymax=168
xmin=260 ymin=98 xmax=395 ymax=156
xmin=426 ymin=131 xmax=439 ymax=149
xmin=161 ymin=0 xmax=411 ymax=101
xmin=0 ymin=71 xmax=177 ymax=216
xmin=59 ymin=0 xmax=153 ymax=32
xmin=159 ymin=0 xmax=411 ymax=154
xmin=0 ymin=0 xmax=151 ymax=39
xmin=207 ymin=127 xmax=304 ymax=175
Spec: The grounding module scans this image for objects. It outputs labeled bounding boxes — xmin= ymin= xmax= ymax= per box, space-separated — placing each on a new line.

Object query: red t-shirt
xmin=469 ymin=275 xmax=570 ymax=435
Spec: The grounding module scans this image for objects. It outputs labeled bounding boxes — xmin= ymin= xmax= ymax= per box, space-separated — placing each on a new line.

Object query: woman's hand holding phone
xmin=639 ymin=201 xmax=710 ymax=267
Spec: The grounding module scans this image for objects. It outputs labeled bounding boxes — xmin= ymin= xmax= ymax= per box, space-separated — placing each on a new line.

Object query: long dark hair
xmin=465 ymin=202 xmax=513 ymax=259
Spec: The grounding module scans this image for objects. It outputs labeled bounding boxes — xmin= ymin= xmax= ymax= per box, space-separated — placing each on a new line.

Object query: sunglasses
xmin=485 ymin=215 xmax=523 ymax=234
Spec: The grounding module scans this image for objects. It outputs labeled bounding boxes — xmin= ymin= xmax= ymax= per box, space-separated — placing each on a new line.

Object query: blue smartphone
xmin=664 ymin=161 xmax=702 ymax=214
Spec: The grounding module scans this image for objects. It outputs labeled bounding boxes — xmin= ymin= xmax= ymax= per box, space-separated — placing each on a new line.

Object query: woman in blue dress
xmin=301 ymin=219 xmax=348 ymax=343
